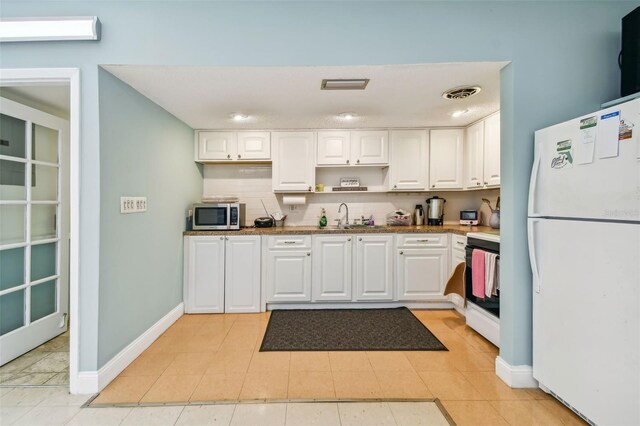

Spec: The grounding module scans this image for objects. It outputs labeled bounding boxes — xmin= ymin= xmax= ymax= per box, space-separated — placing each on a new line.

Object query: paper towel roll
xmin=282 ymin=195 xmax=306 ymax=205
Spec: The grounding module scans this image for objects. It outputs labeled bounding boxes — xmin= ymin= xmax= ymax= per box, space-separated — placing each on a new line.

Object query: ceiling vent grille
xmin=442 ymin=86 xmax=482 ymax=100
xmin=321 ymin=79 xmax=369 ymax=90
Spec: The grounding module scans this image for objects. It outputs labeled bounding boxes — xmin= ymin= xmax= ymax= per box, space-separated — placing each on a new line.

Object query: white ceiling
xmin=1 ymin=85 xmax=70 ymax=116
xmin=103 ymin=62 xmax=508 ymax=130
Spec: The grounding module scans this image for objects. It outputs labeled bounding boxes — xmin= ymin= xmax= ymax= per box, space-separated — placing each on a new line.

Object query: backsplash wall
xmin=203 ymin=164 xmax=500 ymax=227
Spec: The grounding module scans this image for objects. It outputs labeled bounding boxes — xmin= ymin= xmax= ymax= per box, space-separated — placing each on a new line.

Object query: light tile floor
xmin=0 ymin=332 xmax=69 ymax=387
xmin=0 ymin=387 xmax=449 ymax=425
xmin=90 ymin=309 xmax=586 ymax=425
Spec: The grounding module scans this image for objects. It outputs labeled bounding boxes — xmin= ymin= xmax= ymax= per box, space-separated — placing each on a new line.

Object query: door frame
xmin=0 ymin=68 xmax=80 ymax=393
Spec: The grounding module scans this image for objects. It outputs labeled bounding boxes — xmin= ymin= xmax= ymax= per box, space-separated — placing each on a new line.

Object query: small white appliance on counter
xmin=459 ymin=210 xmax=479 ymax=226
xmin=528 ymin=98 xmax=639 ymax=425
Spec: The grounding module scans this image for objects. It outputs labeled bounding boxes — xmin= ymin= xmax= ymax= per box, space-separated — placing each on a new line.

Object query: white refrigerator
xmin=529 ymin=98 xmax=639 ymax=425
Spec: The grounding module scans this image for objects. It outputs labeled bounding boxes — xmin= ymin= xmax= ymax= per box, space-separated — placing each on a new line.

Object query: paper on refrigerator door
xmin=596 ymin=111 xmax=620 ymax=159
xmin=575 ymin=115 xmax=596 ymax=165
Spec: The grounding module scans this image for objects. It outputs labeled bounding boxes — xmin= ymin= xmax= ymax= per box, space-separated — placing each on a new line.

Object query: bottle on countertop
xmin=319 ymin=208 xmax=328 ymax=228
xmin=414 ymin=204 xmax=424 ymax=226
xmin=186 ymin=209 xmax=193 ymax=231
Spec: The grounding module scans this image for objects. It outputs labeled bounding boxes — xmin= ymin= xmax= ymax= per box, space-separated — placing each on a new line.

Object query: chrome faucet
xmin=338 ymin=203 xmax=349 ymax=227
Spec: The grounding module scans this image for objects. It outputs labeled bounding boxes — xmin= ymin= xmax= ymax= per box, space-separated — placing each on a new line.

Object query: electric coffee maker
xmin=426 ymin=196 xmax=446 ymax=225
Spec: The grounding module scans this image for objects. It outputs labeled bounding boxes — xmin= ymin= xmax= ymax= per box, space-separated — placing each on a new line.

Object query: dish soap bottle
xmin=319 ymin=208 xmax=328 ymax=228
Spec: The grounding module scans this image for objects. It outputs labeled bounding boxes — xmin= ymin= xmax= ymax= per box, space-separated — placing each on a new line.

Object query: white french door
xmin=0 ymin=96 xmax=69 ymax=365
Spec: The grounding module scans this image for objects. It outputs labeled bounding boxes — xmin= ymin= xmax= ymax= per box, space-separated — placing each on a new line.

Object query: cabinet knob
xmin=238 ymin=154 xmax=241 ymax=159
xmin=358 ymin=237 xmax=362 ymax=241
xmin=308 ymin=186 xmax=312 ymax=192
xmin=347 ymin=237 xmax=351 ymax=241
xmin=307 ymin=252 xmax=311 ymax=256
xmin=220 ymin=237 xmax=224 ymax=240
xmin=393 ymin=185 xmax=397 ymax=189
xmin=400 ymin=251 xmax=404 ymax=255
xmin=357 ymin=159 xmax=360 ymax=164
xmin=227 ymin=154 xmax=231 ymax=159
xmin=484 ymin=182 xmax=488 ymax=185
xmin=432 ymin=185 xmax=435 ymax=188
xmin=346 ymin=159 xmax=350 ymax=164
xmin=225 ymin=236 xmax=229 ymax=240
xmin=477 ymin=182 xmax=480 ymax=186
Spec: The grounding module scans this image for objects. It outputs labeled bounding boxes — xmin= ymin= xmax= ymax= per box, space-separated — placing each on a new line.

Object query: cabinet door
xmin=465 ymin=121 xmax=485 ymax=189
xmin=198 ymin=131 xmax=237 ymax=161
xmin=184 ymin=236 xmax=225 ymax=313
xmin=272 ymin=132 xmax=315 ymax=192
xmin=237 ymin=132 xmax=271 ymax=160
xmin=355 ymin=235 xmax=393 ymax=301
xmin=483 ymin=112 xmax=501 ymax=187
xmin=389 ymin=130 xmax=429 ymax=190
xmin=266 ymin=250 xmax=312 ymax=302
xmin=317 ymin=131 xmax=351 ymax=165
xmin=224 ymin=236 xmax=261 ymax=313
xmin=312 ymin=235 xmax=353 ymax=301
xmin=351 ymin=130 xmax=389 ymax=165
xmin=450 ymin=249 xmax=466 ymax=276
xmin=429 ymin=129 xmax=464 ymax=190
xmin=397 ymin=248 xmax=448 ymax=300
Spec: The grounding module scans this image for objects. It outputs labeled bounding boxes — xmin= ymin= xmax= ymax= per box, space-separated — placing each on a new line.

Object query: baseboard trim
xmin=267 ymin=302 xmax=455 ymax=310
xmin=74 ymin=303 xmax=184 ymax=394
xmin=495 ymin=356 xmax=538 ymax=388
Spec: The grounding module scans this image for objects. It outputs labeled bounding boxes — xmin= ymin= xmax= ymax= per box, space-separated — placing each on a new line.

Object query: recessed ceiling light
xmin=230 ymin=113 xmax=248 ymax=121
xmin=337 ymin=112 xmax=357 ymax=120
xmin=451 ymin=109 xmax=469 ymax=118
xmin=321 ymin=79 xmax=369 ymax=90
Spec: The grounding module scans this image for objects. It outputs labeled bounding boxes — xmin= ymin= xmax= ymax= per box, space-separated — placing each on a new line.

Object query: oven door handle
xmin=528 ymin=218 xmax=541 ymax=293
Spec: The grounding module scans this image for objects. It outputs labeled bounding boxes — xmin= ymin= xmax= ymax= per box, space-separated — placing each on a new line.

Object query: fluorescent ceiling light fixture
xmin=337 ymin=112 xmax=357 ymax=120
xmin=321 ymin=79 xmax=369 ymax=90
xmin=0 ymin=16 xmax=101 ymax=42
xmin=451 ymin=109 xmax=469 ymax=118
xmin=230 ymin=113 xmax=249 ymax=121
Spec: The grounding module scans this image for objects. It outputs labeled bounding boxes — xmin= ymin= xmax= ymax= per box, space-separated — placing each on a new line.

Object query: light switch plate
xmin=120 ymin=196 xmax=147 ymax=214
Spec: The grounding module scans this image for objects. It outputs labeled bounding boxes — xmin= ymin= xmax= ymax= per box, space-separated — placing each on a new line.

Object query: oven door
xmin=193 ymin=205 xmax=230 ymax=230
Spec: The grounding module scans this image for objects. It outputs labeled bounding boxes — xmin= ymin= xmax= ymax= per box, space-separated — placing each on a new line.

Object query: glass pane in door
xmin=31 ymin=242 xmax=56 ymax=281
xmin=0 ymin=290 xmax=25 ymax=336
xmin=31 ymin=165 xmax=58 ymax=201
xmin=0 ymin=159 xmax=26 ymax=200
xmin=32 ymin=124 xmax=58 ymax=163
xmin=30 ymin=279 xmax=56 ymax=322
xmin=0 ymin=204 xmax=25 ymax=244
xmin=0 ymin=247 xmax=25 ymax=291
xmin=0 ymin=114 xmax=26 ymax=159
xmin=31 ymin=204 xmax=57 ymax=241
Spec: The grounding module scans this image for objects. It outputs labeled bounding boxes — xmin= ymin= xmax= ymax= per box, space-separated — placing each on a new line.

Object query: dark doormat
xmin=259 ymin=307 xmax=447 ymax=352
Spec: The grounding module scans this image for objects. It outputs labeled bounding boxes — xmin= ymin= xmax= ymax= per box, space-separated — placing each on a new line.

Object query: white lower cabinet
xmin=265 ymin=235 xmax=312 ymax=302
xmin=312 ymin=235 xmax=353 ymax=301
xmin=184 ymin=235 xmax=261 ymax=313
xmin=355 ymin=235 xmax=394 ymax=301
xmin=396 ymin=234 xmax=449 ymax=301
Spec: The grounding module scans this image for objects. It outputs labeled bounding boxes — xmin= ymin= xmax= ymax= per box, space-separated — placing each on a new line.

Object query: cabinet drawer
xmin=267 ymin=235 xmax=311 ymax=249
xmin=452 ymin=234 xmax=467 ymax=251
xmin=397 ymin=234 xmax=447 ymax=248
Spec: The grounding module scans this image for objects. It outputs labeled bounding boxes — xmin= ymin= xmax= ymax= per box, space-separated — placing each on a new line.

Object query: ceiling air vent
xmin=442 ymin=86 xmax=482 ymax=100
xmin=321 ymin=79 xmax=369 ymax=90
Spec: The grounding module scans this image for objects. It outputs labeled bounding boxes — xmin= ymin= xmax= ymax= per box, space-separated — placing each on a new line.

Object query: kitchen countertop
xmin=184 ymin=224 xmax=495 ymax=236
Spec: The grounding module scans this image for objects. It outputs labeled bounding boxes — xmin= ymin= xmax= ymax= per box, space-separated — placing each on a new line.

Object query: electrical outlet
xmin=120 ymin=196 xmax=147 ymax=214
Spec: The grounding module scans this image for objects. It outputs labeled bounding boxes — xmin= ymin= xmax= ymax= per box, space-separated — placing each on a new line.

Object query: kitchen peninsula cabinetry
xmin=312 ymin=235 xmax=353 ymax=301
xmin=184 ymin=235 xmax=261 ymax=313
xmin=389 ymin=130 xmax=429 ymax=191
xmin=465 ymin=112 xmax=500 ymax=189
xmin=197 ymin=131 xmax=270 ymax=162
xmin=272 ymin=132 xmax=315 ymax=192
xmin=265 ymin=235 xmax=312 ymax=302
xmin=396 ymin=234 xmax=449 ymax=301
xmin=429 ymin=129 xmax=464 ymax=189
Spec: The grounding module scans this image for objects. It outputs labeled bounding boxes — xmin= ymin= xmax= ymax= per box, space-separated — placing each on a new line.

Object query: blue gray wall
xmin=97 ymin=69 xmax=201 ymax=366
xmin=0 ymin=1 xmax=635 ymax=370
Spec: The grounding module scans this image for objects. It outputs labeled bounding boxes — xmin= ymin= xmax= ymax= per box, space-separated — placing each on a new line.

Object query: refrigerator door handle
xmin=528 ymin=218 xmax=541 ymax=293
xmin=528 ymin=148 xmax=542 ymax=217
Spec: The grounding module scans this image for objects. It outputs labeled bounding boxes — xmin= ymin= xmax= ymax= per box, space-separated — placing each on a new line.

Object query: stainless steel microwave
xmin=192 ymin=203 xmax=245 ymax=230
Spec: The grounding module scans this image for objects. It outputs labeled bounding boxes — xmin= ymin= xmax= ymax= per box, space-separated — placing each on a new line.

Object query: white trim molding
xmin=75 ymin=303 xmax=184 ymax=394
xmin=495 ymin=356 xmax=538 ymax=388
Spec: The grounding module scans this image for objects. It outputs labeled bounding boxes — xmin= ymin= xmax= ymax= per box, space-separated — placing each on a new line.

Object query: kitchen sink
xmin=323 ymin=225 xmax=385 ymax=230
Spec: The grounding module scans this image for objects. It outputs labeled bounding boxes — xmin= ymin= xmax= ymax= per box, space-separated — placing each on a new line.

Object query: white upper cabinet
xmin=389 ymin=130 xmax=429 ymax=191
xmin=429 ymin=129 xmax=464 ymax=190
xmin=272 ymin=132 xmax=315 ymax=192
xmin=317 ymin=131 xmax=351 ymax=165
xmin=351 ymin=131 xmax=389 ymax=165
xmin=483 ymin=112 xmax=501 ymax=187
xmin=465 ymin=121 xmax=485 ymax=189
xmin=237 ymin=132 xmax=271 ymax=160
xmin=317 ymin=130 xmax=388 ymax=166
xmin=197 ymin=131 xmax=270 ymax=162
